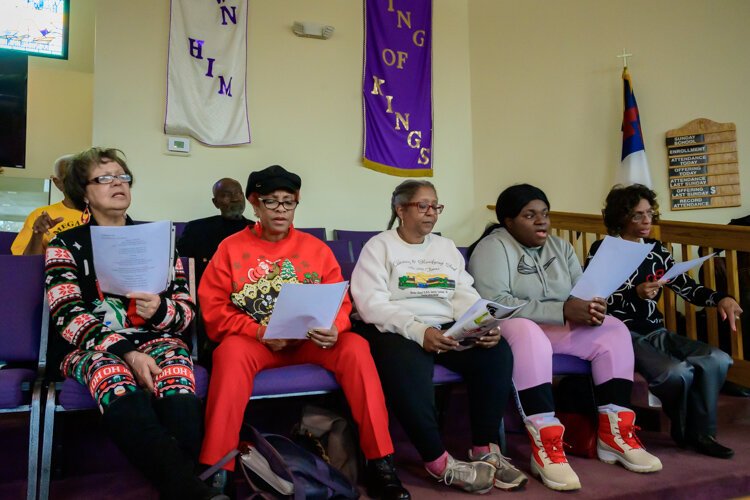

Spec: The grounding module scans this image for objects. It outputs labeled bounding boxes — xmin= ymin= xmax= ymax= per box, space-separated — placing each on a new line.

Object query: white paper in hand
xmin=91 ymin=220 xmax=174 ymax=296
xmin=264 ymin=282 xmax=349 ymax=339
xmin=571 ymin=236 xmax=654 ymax=300
xmin=661 ymin=252 xmax=716 ymax=282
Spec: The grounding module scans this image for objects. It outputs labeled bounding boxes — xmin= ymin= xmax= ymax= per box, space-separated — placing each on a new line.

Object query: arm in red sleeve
xmin=197 ymin=243 xmax=261 ymax=343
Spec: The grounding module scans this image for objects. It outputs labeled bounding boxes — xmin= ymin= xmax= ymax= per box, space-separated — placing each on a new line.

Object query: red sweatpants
xmin=200 ymin=331 xmax=394 ymax=470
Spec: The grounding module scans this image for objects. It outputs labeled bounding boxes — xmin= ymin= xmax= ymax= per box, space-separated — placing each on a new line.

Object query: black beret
xmin=245 ymin=165 xmax=302 ymax=198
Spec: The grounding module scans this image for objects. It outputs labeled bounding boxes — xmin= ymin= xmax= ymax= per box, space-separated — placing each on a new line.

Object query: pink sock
xmin=472 ymin=445 xmax=491 ymax=457
xmin=425 ymin=451 xmax=449 ymax=476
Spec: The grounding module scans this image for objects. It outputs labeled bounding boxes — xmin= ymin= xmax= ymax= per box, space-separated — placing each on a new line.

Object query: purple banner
xmin=363 ymin=0 xmax=432 ymax=177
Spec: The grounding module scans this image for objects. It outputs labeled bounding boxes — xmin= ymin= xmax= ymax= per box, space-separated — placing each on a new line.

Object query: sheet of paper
xmin=661 ymin=252 xmax=716 ymax=282
xmin=570 ymin=236 xmax=655 ymax=300
xmin=91 ymin=220 xmax=174 ymax=296
xmin=263 ymin=282 xmax=349 ymax=339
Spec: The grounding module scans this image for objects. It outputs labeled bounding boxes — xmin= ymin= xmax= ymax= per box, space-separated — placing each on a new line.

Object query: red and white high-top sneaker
xmin=525 ymin=420 xmax=581 ymax=491
xmin=597 ymin=409 xmax=662 ymax=473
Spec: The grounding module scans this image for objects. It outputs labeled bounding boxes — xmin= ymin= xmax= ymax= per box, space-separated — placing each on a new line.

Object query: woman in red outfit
xmin=198 ymin=165 xmax=409 ymax=500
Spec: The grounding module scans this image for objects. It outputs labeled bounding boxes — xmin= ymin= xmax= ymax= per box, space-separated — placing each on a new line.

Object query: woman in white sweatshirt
xmin=351 ymin=180 xmax=526 ymax=495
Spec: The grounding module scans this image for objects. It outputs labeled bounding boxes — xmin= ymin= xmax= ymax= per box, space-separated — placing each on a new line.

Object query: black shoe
xmin=721 ymin=381 xmax=750 ymax=398
xmin=690 ymin=434 xmax=734 ymax=459
xmin=366 ymin=455 xmax=411 ymax=500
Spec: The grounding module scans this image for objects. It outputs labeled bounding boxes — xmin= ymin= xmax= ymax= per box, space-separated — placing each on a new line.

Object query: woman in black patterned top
xmin=587 ymin=184 xmax=742 ymax=459
xmin=46 ymin=148 xmax=222 ymax=499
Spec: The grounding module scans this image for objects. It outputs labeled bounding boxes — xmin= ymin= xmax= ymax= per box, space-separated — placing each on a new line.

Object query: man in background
xmin=11 ymin=154 xmax=82 ymax=255
xmin=177 ymin=178 xmax=250 ymax=368
xmin=177 ymin=177 xmax=250 ymax=283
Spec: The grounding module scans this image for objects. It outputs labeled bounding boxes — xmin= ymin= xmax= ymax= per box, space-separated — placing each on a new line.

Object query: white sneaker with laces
xmin=468 ymin=443 xmax=528 ymax=490
xmin=425 ymin=454 xmax=496 ymax=494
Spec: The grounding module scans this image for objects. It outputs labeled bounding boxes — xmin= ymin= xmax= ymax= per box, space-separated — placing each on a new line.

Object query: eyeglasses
xmin=258 ymin=198 xmax=299 ymax=210
xmin=630 ymin=210 xmax=659 ymax=223
xmin=403 ymin=202 xmax=444 ymax=214
xmin=88 ymin=174 xmax=132 ymax=185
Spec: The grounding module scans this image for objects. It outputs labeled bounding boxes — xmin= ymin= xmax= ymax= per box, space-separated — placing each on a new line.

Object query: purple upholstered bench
xmin=552 ymin=353 xmax=592 ymax=375
xmin=250 ymin=363 xmax=463 ymax=400
xmin=57 ymin=364 xmax=210 ymax=410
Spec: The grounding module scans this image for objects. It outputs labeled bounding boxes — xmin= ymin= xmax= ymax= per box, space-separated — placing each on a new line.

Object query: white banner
xmin=165 ymin=0 xmax=250 ymax=146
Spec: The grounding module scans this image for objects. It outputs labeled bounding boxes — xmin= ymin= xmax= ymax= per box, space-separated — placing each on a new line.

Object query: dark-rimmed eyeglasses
xmin=403 ymin=202 xmax=444 ymax=214
xmin=630 ymin=210 xmax=659 ymax=223
xmin=258 ymin=198 xmax=299 ymax=210
xmin=88 ymin=174 xmax=132 ymax=185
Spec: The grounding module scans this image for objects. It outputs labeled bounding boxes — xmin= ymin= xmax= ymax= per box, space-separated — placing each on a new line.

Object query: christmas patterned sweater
xmin=44 ymin=219 xmax=195 ymax=371
xmin=198 ymin=223 xmax=352 ymax=342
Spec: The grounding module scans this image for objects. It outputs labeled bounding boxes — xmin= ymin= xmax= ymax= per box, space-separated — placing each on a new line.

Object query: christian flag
xmin=362 ymin=0 xmax=433 ymax=177
xmin=617 ymin=67 xmax=652 ymax=187
xmin=165 ymin=0 xmax=250 ymax=146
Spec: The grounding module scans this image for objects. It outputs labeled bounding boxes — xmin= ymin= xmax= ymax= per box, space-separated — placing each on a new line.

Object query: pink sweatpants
xmin=500 ymin=316 xmax=634 ymax=390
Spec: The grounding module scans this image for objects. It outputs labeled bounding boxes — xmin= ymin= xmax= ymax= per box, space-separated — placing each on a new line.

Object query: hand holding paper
xmin=443 ymin=299 xmax=523 ymax=351
xmin=263 ymin=282 xmax=349 ymax=340
xmin=659 ymin=253 xmax=716 ymax=283
xmin=571 ymin=236 xmax=654 ymax=300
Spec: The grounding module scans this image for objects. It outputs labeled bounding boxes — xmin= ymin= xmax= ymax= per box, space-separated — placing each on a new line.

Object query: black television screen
xmin=0 ymin=0 xmax=69 ymax=60
xmin=0 ymin=52 xmax=28 ymax=169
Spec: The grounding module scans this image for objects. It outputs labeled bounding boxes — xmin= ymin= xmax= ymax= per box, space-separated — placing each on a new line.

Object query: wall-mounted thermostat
xmin=167 ymin=136 xmax=191 ymax=153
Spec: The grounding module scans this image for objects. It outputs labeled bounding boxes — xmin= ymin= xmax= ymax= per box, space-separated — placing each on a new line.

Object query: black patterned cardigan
xmin=586 ymin=238 xmax=726 ymax=335
xmin=44 ymin=219 xmax=195 ymax=375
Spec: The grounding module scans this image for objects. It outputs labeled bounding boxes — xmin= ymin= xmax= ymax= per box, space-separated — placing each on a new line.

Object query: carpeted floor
xmin=1 ymin=387 xmax=749 ymax=499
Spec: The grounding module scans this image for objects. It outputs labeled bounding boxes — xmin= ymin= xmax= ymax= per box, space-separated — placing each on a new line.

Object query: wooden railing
xmin=548 ymin=210 xmax=749 ymax=387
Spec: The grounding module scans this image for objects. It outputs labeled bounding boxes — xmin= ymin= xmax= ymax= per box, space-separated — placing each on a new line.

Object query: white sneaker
xmin=468 ymin=443 xmax=528 ymax=490
xmin=425 ymin=454 xmax=495 ymax=494
xmin=525 ymin=420 xmax=581 ymax=491
xmin=597 ymin=409 xmax=662 ymax=473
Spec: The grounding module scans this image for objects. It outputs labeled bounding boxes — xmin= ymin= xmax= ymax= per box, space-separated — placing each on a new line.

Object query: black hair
xmin=602 ymin=184 xmax=659 ymax=236
xmin=467 ymin=183 xmax=550 ymax=258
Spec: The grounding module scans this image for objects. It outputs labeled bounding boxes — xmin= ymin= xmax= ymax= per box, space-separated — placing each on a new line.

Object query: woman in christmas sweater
xmin=45 ymin=148 xmax=219 ymax=499
xmin=589 ymin=184 xmax=741 ymax=458
xmin=197 ymin=165 xmax=409 ymax=500
xmin=351 ymin=180 xmax=526 ymax=495
xmin=467 ymin=184 xmax=662 ymax=491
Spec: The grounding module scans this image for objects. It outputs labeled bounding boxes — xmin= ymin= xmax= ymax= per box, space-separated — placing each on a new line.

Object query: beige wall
xmin=469 ymin=0 xmax=750 ymax=228
xmin=8 ymin=0 xmax=749 ymax=243
xmin=91 ymin=0 xmax=477 ymax=242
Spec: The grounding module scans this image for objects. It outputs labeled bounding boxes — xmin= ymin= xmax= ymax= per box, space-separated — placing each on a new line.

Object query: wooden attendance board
xmin=665 ymin=118 xmax=741 ymax=210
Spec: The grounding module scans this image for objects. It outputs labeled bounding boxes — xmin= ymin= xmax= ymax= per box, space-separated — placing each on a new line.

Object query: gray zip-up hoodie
xmin=467 ymin=227 xmax=582 ymax=325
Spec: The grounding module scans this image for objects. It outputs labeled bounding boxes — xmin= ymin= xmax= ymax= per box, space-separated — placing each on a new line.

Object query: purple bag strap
xmin=198 ymin=449 xmax=239 ymax=481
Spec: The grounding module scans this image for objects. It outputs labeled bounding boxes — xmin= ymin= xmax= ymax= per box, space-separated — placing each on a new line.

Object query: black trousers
xmin=632 ymin=328 xmax=732 ymax=442
xmin=354 ymin=321 xmax=513 ymax=462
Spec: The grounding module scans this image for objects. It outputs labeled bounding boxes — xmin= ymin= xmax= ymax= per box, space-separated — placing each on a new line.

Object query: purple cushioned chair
xmin=325 ymin=240 xmax=353 ymax=264
xmin=0 ymin=231 xmax=16 ymax=254
xmin=297 ymin=227 xmax=327 ymax=240
xmin=0 ymin=255 xmax=48 ymax=500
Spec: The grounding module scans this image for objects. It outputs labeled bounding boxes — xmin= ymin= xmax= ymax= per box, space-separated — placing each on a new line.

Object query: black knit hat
xmin=245 ymin=165 xmax=301 ymax=198
xmin=495 ymin=184 xmax=550 ymax=226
